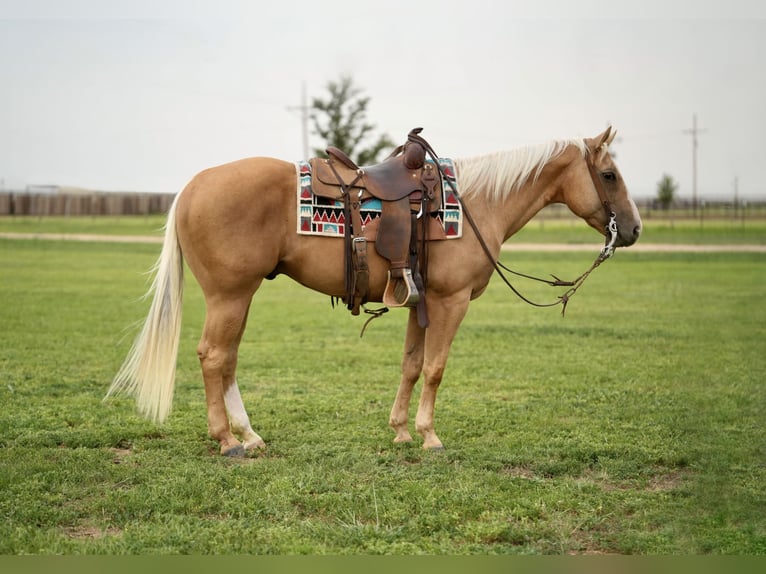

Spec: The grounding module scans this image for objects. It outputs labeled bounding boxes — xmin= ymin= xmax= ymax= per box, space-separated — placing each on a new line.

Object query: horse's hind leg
xmin=389 ymin=308 xmax=426 ymax=443
xmin=197 ymin=292 xmax=258 ymax=456
xmin=224 ymin=379 xmax=266 ymax=451
xmin=221 ymin=305 xmax=266 ymax=451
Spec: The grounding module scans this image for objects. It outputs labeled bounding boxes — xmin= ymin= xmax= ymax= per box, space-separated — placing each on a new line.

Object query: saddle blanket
xmin=295 ymin=158 xmax=462 ymax=239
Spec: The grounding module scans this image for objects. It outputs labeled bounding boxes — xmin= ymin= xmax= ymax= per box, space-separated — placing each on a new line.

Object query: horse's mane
xmin=454 ymin=138 xmax=588 ymax=202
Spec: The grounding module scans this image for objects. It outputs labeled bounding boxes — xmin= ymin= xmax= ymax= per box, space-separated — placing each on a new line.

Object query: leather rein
xmin=410 ymin=131 xmax=619 ymax=315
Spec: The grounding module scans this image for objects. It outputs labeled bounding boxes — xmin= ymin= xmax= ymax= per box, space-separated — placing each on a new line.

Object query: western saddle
xmin=309 ymin=128 xmax=445 ymax=328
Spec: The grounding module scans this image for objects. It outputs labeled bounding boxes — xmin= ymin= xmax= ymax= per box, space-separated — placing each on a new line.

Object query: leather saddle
xmin=308 ymin=128 xmax=443 ymax=327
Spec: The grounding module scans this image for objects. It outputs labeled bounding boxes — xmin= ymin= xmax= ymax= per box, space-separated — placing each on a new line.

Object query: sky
xmin=1 ymin=1 xmax=765 ymax=201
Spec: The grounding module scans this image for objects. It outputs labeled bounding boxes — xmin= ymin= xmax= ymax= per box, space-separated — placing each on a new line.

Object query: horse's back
xmin=179 ymin=157 xmax=295 ymax=212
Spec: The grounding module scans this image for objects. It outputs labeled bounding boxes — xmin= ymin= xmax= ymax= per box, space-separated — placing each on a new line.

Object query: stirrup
xmin=382 ymin=269 xmax=420 ymax=307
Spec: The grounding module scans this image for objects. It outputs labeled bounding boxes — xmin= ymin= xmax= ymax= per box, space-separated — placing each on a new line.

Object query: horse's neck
xmin=498 ymin=180 xmax=557 ymax=241
xmin=493 ymin=160 xmax=570 ymax=242
xmin=457 ymin=143 xmax=580 ymax=247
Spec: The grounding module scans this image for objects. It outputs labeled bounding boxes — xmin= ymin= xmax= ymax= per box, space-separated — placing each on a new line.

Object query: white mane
xmin=455 ymin=138 xmax=588 ymax=202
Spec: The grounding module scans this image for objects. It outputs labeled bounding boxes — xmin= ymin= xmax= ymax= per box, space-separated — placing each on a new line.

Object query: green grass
xmin=2 ymin=214 xmax=765 ymax=245
xmin=0 ymin=236 xmax=764 ymax=554
xmin=0 ymin=215 xmax=167 ymax=236
xmin=513 ymin=217 xmax=766 ymax=245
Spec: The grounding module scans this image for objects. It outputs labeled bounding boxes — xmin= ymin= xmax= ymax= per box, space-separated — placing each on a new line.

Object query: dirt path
xmin=1 ymin=232 xmax=765 ymax=252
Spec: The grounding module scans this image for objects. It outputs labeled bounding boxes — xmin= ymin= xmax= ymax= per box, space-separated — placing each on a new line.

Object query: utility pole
xmin=287 ymin=82 xmax=310 ymax=161
xmin=682 ymin=114 xmax=706 ymax=216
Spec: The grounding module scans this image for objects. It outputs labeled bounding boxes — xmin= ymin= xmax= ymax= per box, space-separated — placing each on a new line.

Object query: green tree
xmin=310 ymin=76 xmax=395 ymax=165
xmin=656 ymin=173 xmax=678 ymax=210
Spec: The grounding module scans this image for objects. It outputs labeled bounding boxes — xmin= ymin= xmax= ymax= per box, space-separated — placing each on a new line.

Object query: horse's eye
xmin=602 ymin=171 xmax=617 ymax=182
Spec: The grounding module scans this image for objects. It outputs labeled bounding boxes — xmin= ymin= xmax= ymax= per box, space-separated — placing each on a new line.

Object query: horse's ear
xmin=597 ymin=126 xmax=613 ymax=147
xmin=586 ymin=126 xmax=616 ymax=152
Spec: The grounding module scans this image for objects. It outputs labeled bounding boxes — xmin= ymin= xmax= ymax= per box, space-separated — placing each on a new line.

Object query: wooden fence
xmin=0 ymin=192 xmax=176 ymax=216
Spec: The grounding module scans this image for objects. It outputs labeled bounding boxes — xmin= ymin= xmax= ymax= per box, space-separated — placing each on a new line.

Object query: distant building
xmin=24 ymin=185 xmax=59 ymax=195
xmin=25 ymin=185 xmax=93 ymax=195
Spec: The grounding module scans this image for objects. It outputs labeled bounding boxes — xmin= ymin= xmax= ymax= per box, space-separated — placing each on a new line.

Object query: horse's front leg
xmin=415 ymin=293 xmax=470 ymax=450
xmin=389 ymin=308 xmax=426 ymax=443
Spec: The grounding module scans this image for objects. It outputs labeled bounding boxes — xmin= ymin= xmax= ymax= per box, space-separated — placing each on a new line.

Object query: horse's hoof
xmin=222 ymin=444 xmax=246 ymax=458
xmin=244 ymin=438 xmax=266 ymax=451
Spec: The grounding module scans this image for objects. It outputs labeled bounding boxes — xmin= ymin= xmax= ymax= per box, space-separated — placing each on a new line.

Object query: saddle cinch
xmin=309 ymin=128 xmax=447 ymax=328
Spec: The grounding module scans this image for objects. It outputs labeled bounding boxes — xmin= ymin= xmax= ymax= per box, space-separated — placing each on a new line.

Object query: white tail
xmin=106 ymin=195 xmax=184 ymax=423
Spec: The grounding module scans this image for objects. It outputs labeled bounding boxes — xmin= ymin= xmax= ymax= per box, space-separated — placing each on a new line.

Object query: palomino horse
xmin=108 ymin=127 xmax=641 ymax=456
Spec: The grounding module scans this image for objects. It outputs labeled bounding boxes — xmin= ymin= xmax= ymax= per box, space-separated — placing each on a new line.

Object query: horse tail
xmin=106 ymin=193 xmax=184 ymax=423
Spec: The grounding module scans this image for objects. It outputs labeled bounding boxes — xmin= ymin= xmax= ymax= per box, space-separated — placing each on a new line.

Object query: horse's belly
xmin=279 ymin=236 xmax=389 ymax=301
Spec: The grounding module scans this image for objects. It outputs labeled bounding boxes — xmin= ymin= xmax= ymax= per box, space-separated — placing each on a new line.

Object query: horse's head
xmin=565 ymin=127 xmax=642 ymax=249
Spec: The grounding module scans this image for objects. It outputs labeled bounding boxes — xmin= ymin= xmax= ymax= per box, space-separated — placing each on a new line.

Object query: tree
xmin=310 ymin=76 xmax=395 ymax=165
xmin=656 ymin=173 xmax=678 ymax=210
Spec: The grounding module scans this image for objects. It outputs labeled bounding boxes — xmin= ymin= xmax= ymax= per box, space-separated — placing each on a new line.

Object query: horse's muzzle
xmin=616 ymin=224 xmax=642 ymax=247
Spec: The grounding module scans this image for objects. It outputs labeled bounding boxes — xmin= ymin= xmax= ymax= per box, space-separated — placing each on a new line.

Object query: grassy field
xmin=0 ymin=225 xmax=765 ymax=554
xmin=1 ymin=214 xmax=765 ymax=245
xmin=0 ymin=215 xmax=168 ymax=237
xmin=513 ymin=217 xmax=766 ymax=245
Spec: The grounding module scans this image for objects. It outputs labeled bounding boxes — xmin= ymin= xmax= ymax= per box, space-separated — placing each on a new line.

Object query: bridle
xmin=411 ymin=132 xmax=621 ymax=315
xmin=585 ymin=146 xmax=619 ymax=261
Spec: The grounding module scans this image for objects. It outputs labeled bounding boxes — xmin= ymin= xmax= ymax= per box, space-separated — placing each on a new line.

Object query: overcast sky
xmin=1 ymin=0 xmax=765 ymax=200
